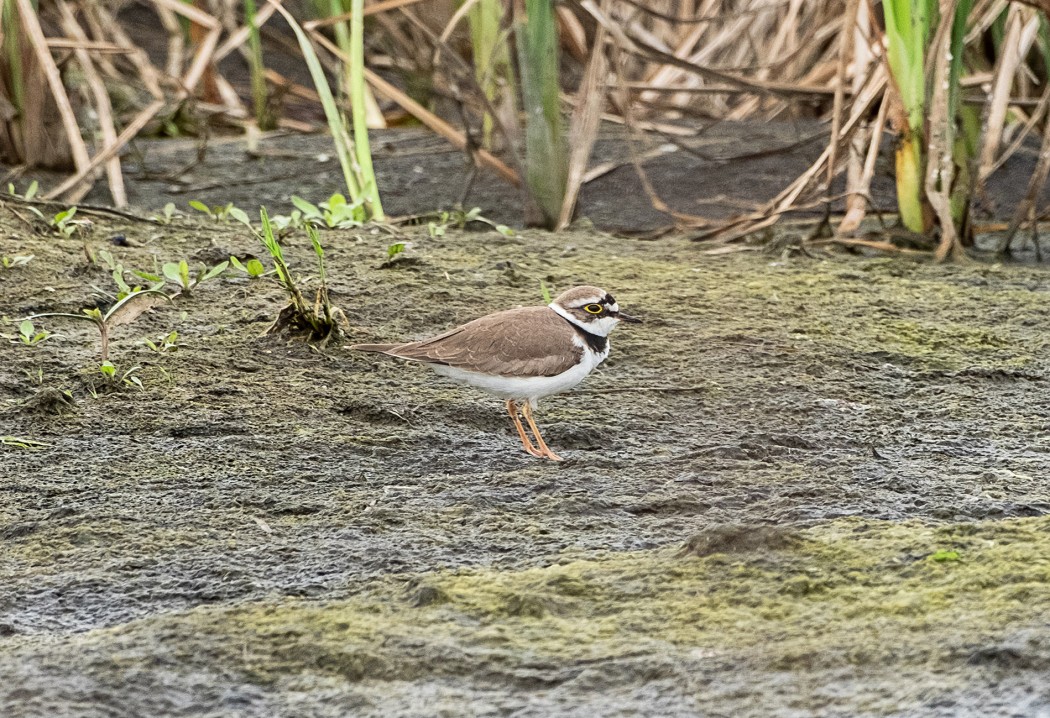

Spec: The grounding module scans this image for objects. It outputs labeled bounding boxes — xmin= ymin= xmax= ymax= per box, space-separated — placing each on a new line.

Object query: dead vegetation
xmin=1 ymin=1 xmax=1049 ymax=256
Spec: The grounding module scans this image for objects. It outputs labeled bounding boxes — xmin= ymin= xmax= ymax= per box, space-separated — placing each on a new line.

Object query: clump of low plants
xmin=290 ymin=194 xmax=365 ymax=229
xmin=20 ymin=204 xmax=91 ymax=239
xmin=253 ymin=207 xmax=347 ymax=345
xmin=16 ymin=320 xmax=49 ymax=347
xmin=189 ymin=200 xmax=247 ymax=223
xmin=229 ymin=255 xmax=267 ymax=278
xmin=423 ymin=206 xmax=513 ymax=238
xmin=160 ymin=259 xmax=229 ymax=296
xmin=141 ymin=330 xmax=179 ymax=353
xmin=150 ymin=203 xmax=179 ymax=224
xmin=94 ymin=361 xmax=143 ymax=392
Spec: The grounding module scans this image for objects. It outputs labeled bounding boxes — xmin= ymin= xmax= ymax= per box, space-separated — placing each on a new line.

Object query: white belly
xmin=430 ymin=341 xmax=608 ymax=402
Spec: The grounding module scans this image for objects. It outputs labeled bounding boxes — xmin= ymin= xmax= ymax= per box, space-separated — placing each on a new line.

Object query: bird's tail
xmin=350 ymin=343 xmax=400 ymax=353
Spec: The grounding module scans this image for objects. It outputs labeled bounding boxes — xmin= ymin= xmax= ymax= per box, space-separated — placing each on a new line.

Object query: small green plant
xmin=50 ymin=207 xmax=86 ymax=238
xmin=142 ymin=330 xmax=178 ymax=353
xmin=540 ymin=280 xmax=553 ymax=304
xmin=387 ymin=241 xmax=409 ymax=259
xmin=97 ymin=361 xmax=143 ymax=390
xmin=189 ymin=200 xmax=247 ymax=223
xmin=21 ymin=204 xmax=89 ymax=238
xmin=291 ymin=194 xmax=365 ymax=229
xmin=269 ymin=210 xmax=305 ymax=232
xmin=7 ymin=180 xmax=39 ymax=200
xmin=256 ymin=207 xmax=346 ymax=344
xmin=928 ymin=549 xmax=961 ymax=563
xmin=150 ymin=202 xmax=178 ymax=224
xmin=17 ymin=319 xmax=49 ymax=346
xmin=29 ymin=287 xmax=171 ymax=363
xmin=162 ymin=259 xmax=229 ymax=296
xmin=1 ymin=254 xmax=33 ymax=269
xmin=426 ymin=207 xmax=513 ymax=237
xmin=229 ymin=255 xmax=267 ymax=278
xmin=93 ymin=249 xmax=148 ymax=300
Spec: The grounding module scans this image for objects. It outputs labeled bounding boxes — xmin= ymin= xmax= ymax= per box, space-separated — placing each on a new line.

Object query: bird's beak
xmin=616 ymin=311 xmax=642 ymax=324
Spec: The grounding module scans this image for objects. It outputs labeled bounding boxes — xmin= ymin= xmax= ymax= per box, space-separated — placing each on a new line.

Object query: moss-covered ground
xmin=2 ymin=202 xmax=1050 ymax=716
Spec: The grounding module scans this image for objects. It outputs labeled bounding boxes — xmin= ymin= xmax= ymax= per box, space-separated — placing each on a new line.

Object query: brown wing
xmin=380 ymin=307 xmax=582 ymax=377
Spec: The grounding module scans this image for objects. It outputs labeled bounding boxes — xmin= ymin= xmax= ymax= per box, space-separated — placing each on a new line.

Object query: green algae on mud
xmin=6 ymin=517 xmax=1050 ymax=716
xmin=4 ymin=209 xmax=1050 ymax=716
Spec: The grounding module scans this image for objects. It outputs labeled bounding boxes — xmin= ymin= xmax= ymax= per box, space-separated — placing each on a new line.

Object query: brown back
xmin=382 ymin=306 xmax=583 ymax=377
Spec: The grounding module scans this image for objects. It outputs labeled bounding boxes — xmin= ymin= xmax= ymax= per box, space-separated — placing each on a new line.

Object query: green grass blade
xmin=272 ymin=3 xmax=362 ymax=203
xmin=348 ymin=0 xmax=383 ymax=219
xmin=243 ymin=0 xmax=274 ymax=130
xmin=516 ymin=0 xmax=567 ymax=227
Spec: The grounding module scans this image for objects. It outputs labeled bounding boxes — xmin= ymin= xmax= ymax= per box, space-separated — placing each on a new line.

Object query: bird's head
xmin=550 ymin=285 xmax=641 ymax=337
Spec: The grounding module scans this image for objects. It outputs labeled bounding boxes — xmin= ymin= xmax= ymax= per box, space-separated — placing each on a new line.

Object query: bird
xmin=351 ymin=285 xmax=641 ymax=461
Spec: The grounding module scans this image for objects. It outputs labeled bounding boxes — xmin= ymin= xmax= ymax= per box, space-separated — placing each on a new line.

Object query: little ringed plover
xmin=351 ymin=285 xmax=640 ymax=460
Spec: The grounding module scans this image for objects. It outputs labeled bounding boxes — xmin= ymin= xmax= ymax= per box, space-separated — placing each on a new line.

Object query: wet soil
xmin=3 ymin=201 xmax=1050 ymax=716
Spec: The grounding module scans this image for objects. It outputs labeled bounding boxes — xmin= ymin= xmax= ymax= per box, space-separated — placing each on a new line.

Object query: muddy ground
xmin=3 ymin=129 xmax=1050 ymax=717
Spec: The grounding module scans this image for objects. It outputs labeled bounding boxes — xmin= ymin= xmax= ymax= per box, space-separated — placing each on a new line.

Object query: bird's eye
xmin=583 ymin=303 xmax=604 ymax=314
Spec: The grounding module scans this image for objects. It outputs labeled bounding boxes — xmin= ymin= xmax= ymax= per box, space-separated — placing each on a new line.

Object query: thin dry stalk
xmin=839 ymin=0 xmax=877 ymax=232
xmin=999 ymin=93 xmax=1050 ymax=253
xmin=557 ymin=0 xmax=611 ymax=230
xmin=308 ymin=28 xmax=521 ymax=186
xmin=57 ymin=0 xmax=126 ymax=206
xmin=838 ymin=91 xmax=890 ymax=233
xmin=16 ymin=0 xmax=91 ymax=174
xmin=926 ymin=0 xmax=962 ymax=263
xmin=975 ymin=4 xmax=1039 ymax=191
xmin=44 ymin=100 xmax=166 ymax=201
xmin=150 ymin=0 xmax=222 ymax=100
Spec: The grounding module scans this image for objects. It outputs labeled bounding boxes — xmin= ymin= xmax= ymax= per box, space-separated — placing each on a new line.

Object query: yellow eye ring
xmin=583 ymin=303 xmax=604 ymax=314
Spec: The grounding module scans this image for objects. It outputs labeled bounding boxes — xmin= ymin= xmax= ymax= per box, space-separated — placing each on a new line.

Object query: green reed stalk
xmin=276 ymin=4 xmax=382 ymax=220
xmin=516 ymin=0 xmax=567 ymax=228
xmin=467 ymin=0 xmax=511 ymax=148
xmin=882 ymin=0 xmax=932 ymax=232
xmin=347 ymin=0 xmax=382 ymax=219
xmin=243 ymin=0 xmax=274 ymax=129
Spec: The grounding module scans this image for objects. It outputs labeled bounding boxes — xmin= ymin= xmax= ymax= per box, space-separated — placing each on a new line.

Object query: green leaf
xmin=291 ymin=195 xmax=322 ymax=217
xmin=929 ymin=549 xmax=961 ymax=563
xmin=19 ymin=319 xmax=33 ymax=338
xmin=132 ymin=269 xmax=163 ymax=282
xmin=201 ymin=261 xmax=229 ymax=281
xmin=228 ymin=206 xmax=251 ymax=227
xmin=189 ymin=200 xmax=211 ymax=214
xmin=25 ymin=180 xmax=38 ymax=200
xmin=162 ymin=262 xmax=184 ymax=286
xmin=246 ymin=259 xmax=265 ymax=277
xmin=387 ymin=242 xmax=406 ymax=259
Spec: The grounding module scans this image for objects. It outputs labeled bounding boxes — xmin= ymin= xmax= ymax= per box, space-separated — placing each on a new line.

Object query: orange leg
xmin=507 ymin=400 xmax=544 ymax=458
xmin=521 ymin=401 xmax=563 ymax=461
